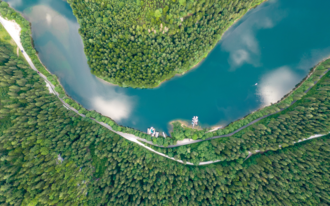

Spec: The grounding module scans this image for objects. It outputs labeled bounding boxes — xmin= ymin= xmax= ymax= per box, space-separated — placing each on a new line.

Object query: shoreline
xmin=159 ymin=56 xmax=207 ymax=86
xmin=5 ymin=0 xmax=321 ymax=143
xmin=73 ymin=0 xmax=268 ymax=89
xmin=92 ymin=1 xmax=264 ymax=90
xmin=169 ymin=119 xmax=224 ymax=132
xmin=95 ymin=75 xmax=118 ymax=87
xmin=155 ymin=1 xmax=269 ymax=88
xmin=35 ymin=51 xmax=53 ymax=76
xmin=1 ymin=10 xmax=329 ymax=166
xmin=2 ymin=4 xmax=330 ymax=161
xmin=167 ymin=54 xmax=330 ymax=136
xmin=169 ymin=119 xmax=202 ymax=131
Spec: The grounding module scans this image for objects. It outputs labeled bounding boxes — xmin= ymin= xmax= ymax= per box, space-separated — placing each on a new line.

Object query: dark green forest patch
xmin=68 ymin=0 xmax=265 ymax=88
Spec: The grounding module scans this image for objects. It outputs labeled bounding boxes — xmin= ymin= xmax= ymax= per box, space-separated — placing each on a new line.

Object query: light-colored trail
xmin=244 ymin=133 xmax=328 ymax=161
xmin=0 ymin=16 xmax=328 ymax=166
xmin=0 ymin=16 xmax=197 ymax=166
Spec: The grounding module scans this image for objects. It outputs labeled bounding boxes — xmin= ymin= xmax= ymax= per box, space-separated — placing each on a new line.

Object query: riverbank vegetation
xmin=3 ymin=0 xmax=328 ymax=148
xmin=64 ymin=57 xmax=330 ymax=146
xmin=67 ymin=0 xmax=265 ymax=88
xmin=1 ymin=14 xmax=330 ymax=205
xmin=145 ymin=60 xmax=330 ymax=164
xmin=116 ymin=57 xmax=330 ymax=146
xmin=1 ymin=50 xmax=330 ymax=204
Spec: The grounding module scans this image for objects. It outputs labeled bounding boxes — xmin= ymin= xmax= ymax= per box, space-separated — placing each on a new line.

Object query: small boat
xmin=163 ymin=132 xmax=166 ymax=138
xmin=155 ymin=132 xmax=159 ymax=137
xmin=255 ymin=83 xmax=258 ymax=86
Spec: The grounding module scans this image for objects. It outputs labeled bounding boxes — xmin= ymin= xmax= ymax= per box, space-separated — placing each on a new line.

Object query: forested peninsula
xmin=68 ymin=0 xmax=264 ymax=88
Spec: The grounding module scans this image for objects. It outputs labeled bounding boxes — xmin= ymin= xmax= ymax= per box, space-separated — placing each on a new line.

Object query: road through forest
xmin=0 ymin=16 xmax=328 ymax=166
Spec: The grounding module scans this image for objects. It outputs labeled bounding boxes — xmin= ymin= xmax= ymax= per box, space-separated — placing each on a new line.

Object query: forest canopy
xmin=0 ymin=11 xmax=330 ymax=205
xmin=1 ymin=43 xmax=330 ymax=204
xmin=68 ymin=0 xmax=264 ymax=88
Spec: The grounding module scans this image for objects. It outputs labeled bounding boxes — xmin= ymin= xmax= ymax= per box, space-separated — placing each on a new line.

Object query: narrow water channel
xmin=4 ymin=0 xmax=330 ymax=133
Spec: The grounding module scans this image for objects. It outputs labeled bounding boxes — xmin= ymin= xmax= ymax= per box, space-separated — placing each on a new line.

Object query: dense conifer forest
xmin=1 ymin=22 xmax=330 ymax=205
xmin=1 ymin=1 xmax=330 ymax=205
xmin=67 ymin=0 xmax=264 ymax=88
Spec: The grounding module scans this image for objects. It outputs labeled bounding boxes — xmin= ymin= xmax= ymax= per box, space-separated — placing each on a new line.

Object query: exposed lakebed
xmin=5 ymin=0 xmax=330 ymax=133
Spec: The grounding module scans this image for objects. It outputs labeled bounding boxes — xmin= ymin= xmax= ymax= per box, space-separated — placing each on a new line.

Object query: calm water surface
xmin=5 ymin=0 xmax=330 ymax=133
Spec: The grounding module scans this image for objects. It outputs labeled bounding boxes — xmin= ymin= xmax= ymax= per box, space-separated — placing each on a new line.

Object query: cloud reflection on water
xmin=93 ymin=96 xmax=135 ymax=122
xmin=221 ymin=0 xmax=285 ymax=70
xmin=27 ymin=4 xmax=136 ymax=122
xmin=222 ymin=16 xmax=274 ymax=70
xmin=28 ymin=5 xmax=69 ymax=43
xmin=8 ymin=0 xmax=330 ymax=132
xmin=257 ymin=66 xmax=299 ymax=106
xmin=297 ymin=47 xmax=330 ymax=71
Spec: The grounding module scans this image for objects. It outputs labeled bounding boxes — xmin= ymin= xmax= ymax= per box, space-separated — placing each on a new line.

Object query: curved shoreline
xmin=73 ymin=0 xmax=268 ymax=89
xmin=4 ymin=1 xmax=329 ymax=147
xmin=142 ymin=66 xmax=330 ymax=148
xmin=2 ymin=0 xmax=285 ymax=143
xmin=1 ymin=14 xmax=330 ymax=166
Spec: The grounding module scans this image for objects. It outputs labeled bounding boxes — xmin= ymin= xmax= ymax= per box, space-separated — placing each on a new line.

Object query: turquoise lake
xmin=4 ymin=0 xmax=330 ymax=133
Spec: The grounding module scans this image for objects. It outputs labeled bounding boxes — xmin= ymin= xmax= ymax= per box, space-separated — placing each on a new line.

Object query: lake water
xmin=5 ymin=0 xmax=330 ymax=133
